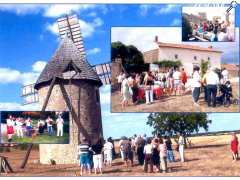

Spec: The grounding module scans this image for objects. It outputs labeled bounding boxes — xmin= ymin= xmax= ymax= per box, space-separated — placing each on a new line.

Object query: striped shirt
xmin=78 ymin=143 xmax=91 ymax=154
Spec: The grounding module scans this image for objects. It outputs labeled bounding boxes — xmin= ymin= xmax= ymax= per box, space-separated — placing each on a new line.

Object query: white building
xmin=144 ymin=37 xmax=222 ymax=76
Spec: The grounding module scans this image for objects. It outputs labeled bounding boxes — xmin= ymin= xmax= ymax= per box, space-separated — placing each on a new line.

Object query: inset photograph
xmin=182 ymin=6 xmax=235 ymax=42
xmin=111 ymin=27 xmax=239 ymax=112
xmin=0 ymin=111 xmax=69 ymax=144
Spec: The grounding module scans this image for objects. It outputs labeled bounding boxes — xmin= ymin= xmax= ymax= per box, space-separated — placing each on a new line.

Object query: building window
xmin=174 ymin=54 xmax=178 ymax=59
xmin=194 ymin=56 xmax=197 ymax=60
xmin=208 ymin=57 xmax=210 ymax=60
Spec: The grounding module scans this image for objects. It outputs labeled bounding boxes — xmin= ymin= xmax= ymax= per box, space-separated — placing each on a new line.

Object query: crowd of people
xmin=77 ymin=132 xmax=239 ymax=176
xmin=77 ymin=133 xmax=186 ymax=176
xmin=190 ymin=13 xmax=234 ymax=42
xmin=4 ymin=114 xmax=65 ymax=142
xmin=117 ymin=66 xmax=232 ymax=109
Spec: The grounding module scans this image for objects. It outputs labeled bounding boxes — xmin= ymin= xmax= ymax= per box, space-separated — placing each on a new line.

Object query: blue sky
xmin=0 ymin=4 xmax=240 ymax=139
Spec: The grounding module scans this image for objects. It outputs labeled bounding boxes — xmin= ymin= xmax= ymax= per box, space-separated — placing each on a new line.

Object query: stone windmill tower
xmin=33 ymin=37 xmax=103 ymax=164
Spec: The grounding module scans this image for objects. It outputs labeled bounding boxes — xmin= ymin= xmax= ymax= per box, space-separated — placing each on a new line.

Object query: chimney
xmin=155 ymin=35 xmax=158 ymax=43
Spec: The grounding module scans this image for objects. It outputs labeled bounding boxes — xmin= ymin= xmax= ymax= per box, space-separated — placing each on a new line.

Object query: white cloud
xmin=171 ymin=18 xmax=181 ymax=26
xmin=155 ymin=5 xmax=180 ymax=15
xmin=0 ymin=60 xmax=47 ymax=85
xmin=0 ymin=102 xmax=40 ymax=111
xmin=43 ymin=4 xmax=96 ymax=18
xmin=138 ymin=5 xmax=154 ymax=16
xmin=87 ymin=48 xmax=101 ymax=55
xmin=111 ymin=27 xmax=181 ymax=52
xmin=32 ymin=61 xmax=47 ymax=73
xmin=0 ymin=4 xmax=46 ymax=15
xmin=46 ymin=22 xmax=59 ymax=35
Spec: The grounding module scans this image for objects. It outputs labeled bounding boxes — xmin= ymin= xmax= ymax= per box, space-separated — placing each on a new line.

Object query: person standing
xmin=119 ymin=137 xmax=132 ymax=167
xmin=165 ymin=136 xmax=175 ymax=162
xmin=180 ymin=68 xmax=188 ymax=91
xmin=15 ymin=118 xmax=23 ymax=138
xmin=121 ymin=75 xmax=131 ymax=108
xmin=92 ymin=139 xmax=103 ymax=174
xmin=46 ymin=116 xmax=54 ymax=136
xmin=230 ymin=133 xmax=238 ymax=161
xmin=6 ymin=115 xmax=15 ymax=142
xmin=191 ymin=66 xmax=201 ymax=106
xmin=159 ymin=138 xmax=168 ymax=173
xmin=151 ymin=138 xmax=160 ymax=172
xmin=221 ymin=68 xmax=229 ymax=84
xmin=56 ymin=115 xmax=64 ymax=137
xmin=78 ymin=138 xmax=92 ymax=176
xmin=37 ymin=119 xmax=45 ymax=135
xmin=206 ymin=67 xmax=219 ymax=107
xmin=135 ymin=135 xmax=145 ymax=166
xmin=173 ymin=67 xmax=181 ymax=95
xmin=178 ymin=134 xmax=185 ymax=162
xmin=144 ymin=72 xmax=154 ymax=105
xmin=103 ymin=138 xmax=114 ymax=166
xmin=128 ymin=74 xmax=139 ymax=105
xmin=25 ymin=117 xmax=32 ymax=137
xmin=117 ymin=72 xmax=124 ymax=92
xmin=143 ymin=138 xmax=153 ymax=173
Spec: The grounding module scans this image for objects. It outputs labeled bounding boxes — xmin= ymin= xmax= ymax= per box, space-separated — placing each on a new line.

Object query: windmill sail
xmin=21 ymin=14 xmax=111 ymax=105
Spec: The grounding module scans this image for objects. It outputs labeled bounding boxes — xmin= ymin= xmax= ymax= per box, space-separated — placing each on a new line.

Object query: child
xmin=25 ymin=118 xmax=32 ymax=137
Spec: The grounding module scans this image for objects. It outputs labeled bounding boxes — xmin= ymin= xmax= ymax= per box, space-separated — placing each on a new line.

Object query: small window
xmin=174 ymin=54 xmax=178 ymax=59
xmin=194 ymin=56 xmax=197 ymax=60
xmin=96 ymin=89 xmax=100 ymax=103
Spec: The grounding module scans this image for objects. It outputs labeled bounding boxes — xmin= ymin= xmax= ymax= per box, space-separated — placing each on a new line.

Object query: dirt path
xmin=111 ymin=89 xmax=239 ymax=113
xmin=1 ymin=134 xmax=240 ymax=176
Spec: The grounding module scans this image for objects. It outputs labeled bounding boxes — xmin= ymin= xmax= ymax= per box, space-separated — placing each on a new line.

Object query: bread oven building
xmin=34 ymin=37 xmax=103 ymax=164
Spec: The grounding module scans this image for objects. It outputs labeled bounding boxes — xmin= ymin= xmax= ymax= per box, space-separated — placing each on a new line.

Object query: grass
xmin=3 ymin=134 xmax=69 ymax=144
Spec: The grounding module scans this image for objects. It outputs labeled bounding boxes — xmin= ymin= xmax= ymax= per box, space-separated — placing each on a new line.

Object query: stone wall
xmin=38 ymin=81 xmax=102 ymax=164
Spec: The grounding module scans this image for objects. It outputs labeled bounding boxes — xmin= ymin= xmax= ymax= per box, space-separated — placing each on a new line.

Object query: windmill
xmin=21 ymin=14 xmax=111 ymax=105
xmin=19 ymin=14 xmax=111 ymax=168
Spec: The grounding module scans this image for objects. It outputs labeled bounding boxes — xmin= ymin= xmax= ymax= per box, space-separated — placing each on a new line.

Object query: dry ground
xmin=111 ymin=82 xmax=239 ymax=113
xmin=1 ymin=134 xmax=240 ymax=176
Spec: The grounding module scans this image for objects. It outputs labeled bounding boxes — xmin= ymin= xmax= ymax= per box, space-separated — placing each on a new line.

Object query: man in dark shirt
xmin=165 ymin=136 xmax=175 ymax=162
xmin=91 ymin=139 xmax=103 ymax=174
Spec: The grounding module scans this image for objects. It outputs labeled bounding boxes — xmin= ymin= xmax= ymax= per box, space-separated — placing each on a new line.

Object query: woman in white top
xmin=121 ymin=75 xmax=131 ymax=108
xmin=173 ymin=67 xmax=181 ymax=96
xmin=178 ymin=134 xmax=185 ymax=162
xmin=191 ymin=66 xmax=201 ymax=106
xmin=56 ymin=115 xmax=64 ymax=137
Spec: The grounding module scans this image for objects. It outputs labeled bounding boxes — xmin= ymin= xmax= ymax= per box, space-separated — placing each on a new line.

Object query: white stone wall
xmin=158 ymin=47 xmax=222 ymax=76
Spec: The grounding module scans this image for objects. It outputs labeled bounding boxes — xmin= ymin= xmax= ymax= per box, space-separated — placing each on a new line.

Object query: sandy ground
xmin=1 ymin=133 xmax=240 ymax=176
xmin=111 ymin=82 xmax=239 ymax=112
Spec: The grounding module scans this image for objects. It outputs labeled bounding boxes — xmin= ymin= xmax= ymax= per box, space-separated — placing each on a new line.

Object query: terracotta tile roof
xmin=157 ymin=42 xmax=222 ymax=53
xmin=35 ymin=37 xmax=102 ymax=90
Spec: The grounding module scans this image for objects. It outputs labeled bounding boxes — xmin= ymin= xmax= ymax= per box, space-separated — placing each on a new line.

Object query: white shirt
xmin=206 ymin=71 xmax=219 ymax=85
xmin=46 ymin=118 xmax=53 ymax=127
xmin=117 ymin=74 xmax=124 ymax=83
xmin=221 ymin=69 xmax=229 ymax=82
xmin=104 ymin=142 xmax=113 ymax=151
xmin=218 ymin=32 xmax=228 ymax=41
xmin=143 ymin=144 xmax=153 ymax=154
xmin=6 ymin=119 xmax=14 ymax=126
xmin=56 ymin=117 xmax=64 ymax=127
xmin=192 ymin=71 xmax=201 ymax=88
xmin=173 ymin=71 xmax=181 ymax=80
xmin=16 ymin=120 xmax=23 ymax=128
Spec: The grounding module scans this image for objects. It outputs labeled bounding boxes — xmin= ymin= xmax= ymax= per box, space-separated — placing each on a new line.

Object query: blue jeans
xmin=207 ymin=85 xmax=217 ymax=107
xmin=167 ymin=150 xmax=175 ymax=162
xmin=48 ymin=126 xmax=53 ymax=136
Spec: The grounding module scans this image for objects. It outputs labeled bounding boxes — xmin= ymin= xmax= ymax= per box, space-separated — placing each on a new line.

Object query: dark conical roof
xmin=35 ymin=37 xmax=102 ymax=89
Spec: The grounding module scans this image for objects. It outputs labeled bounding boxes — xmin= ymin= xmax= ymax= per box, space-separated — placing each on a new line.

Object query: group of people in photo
xmin=4 ymin=114 xmax=65 ymax=142
xmin=78 ymin=133 xmax=239 ymax=176
xmin=190 ymin=13 xmax=234 ymax=42
xmin=117 ymin=65 xmax=232 ymax=108
xmin=77 ymin=133 xmax=187 ymax=176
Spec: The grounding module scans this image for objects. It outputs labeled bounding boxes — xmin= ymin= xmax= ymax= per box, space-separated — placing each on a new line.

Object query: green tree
xmin=182 ymin=14 xmax=192 ymax=41
xmin=200 ymin=59 xmax=209 ymax=77
xmin=111 ymin=41 xmax=144 ymax=67
xmin=147 ymin=113 xmax=211 ymax=138
xmin=153 ymin=60 xmax=182 ymax=68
